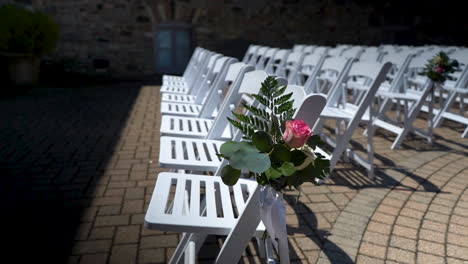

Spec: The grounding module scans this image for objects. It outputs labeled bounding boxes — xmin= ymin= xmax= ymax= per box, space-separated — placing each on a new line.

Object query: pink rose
xmin=435 ymin=66 xmax=444 ymax=73
xmin=283 ymin=119 xmax=312 ymax=148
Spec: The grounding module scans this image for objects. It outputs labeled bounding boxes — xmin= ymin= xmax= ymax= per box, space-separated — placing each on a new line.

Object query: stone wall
xmin=3 ymin=0 xmax=467 ymax=79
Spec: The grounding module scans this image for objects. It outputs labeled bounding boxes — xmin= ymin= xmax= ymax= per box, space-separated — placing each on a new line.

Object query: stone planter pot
xmin=2 ymin=53 xmax=40 ymax=86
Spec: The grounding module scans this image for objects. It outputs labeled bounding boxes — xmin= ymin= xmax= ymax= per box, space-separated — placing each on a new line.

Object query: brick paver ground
xmin=0 ymin=84 xmax=467 ymax=264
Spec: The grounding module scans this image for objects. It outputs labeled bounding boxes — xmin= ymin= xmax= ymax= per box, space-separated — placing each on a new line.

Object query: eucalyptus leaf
xmin=220 ymin=141 xmax=257 ymax=158
xmin=230 ymin=150 xmax=271 ymax=173
xmin=238 ymin=141 xmax=258 ymax=152
xmin=221 ymin=165 xmax=241 ymax=186
xmin=220 ymin=141 xmax=239 ymax=158
xmin=252 ymin=131 xmax=273 ymax=152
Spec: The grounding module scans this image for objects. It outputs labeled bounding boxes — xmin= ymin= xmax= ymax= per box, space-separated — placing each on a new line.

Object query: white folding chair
xmin=265 ymin=49 xmax=290 ymax=75
xmin=251 ymin=46 xmax=268 ymax=68
xmin=312 ymin=46 xmax=329 ymax=56
xmin=162 ymin=49 xmax=211 ymax=89
xmin=373 ymin=56 xmax=438 ymax=149
xmin=312 ymin=56 xmax=352 ymax=96
xmin=303 ymin=45 xmax=315 ymax=54
xmin=242 ymin=45 xmax=260 ymax=64
xmin=292 ymin=44 xmax=305 ymax=52
xmin=162 ymin=47 xmax=203 ymax=84
xmin=359 ymin=47 xmax=382 ymax=62
xmin=256 ymin=48 xmax=278 ymax=71
xmin=313 ymin=61 xmax=392 ymax=178
xmin=290 ymin=53 xmax=323 ymax=86
xmin=276 ymin=51 xmax=306 ymax=83
xmin=145 ymin=94 xmax=328 ymax=264
xmin=340 ymin=46 xmax=363 ymax=59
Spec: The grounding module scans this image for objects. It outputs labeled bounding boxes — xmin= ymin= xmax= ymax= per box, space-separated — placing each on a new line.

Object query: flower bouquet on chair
xmin=217 ymin=76 xmax=329 ymax=261
xmin=420 ymin=52 xmax=459 ymax=83
xmin=418 ymin=52 xmax=460 ymax=141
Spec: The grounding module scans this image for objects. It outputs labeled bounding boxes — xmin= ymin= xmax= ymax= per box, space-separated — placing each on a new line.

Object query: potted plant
xmin=0 ymin=4 xmax=59 ymax=86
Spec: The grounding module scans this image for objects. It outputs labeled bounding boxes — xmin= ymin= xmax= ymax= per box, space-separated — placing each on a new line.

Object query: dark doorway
xmin=154 ymin=23 xmax=195 ymax=75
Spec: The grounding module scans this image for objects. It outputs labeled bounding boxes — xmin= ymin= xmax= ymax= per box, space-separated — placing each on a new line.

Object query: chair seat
xmin=160 ymin=84 xmax=189 ymax=94
xmin=160 ymin=102 xmax=202 ymax=117
xmin=163 ymin=74 xmax=182 ymax=80
xmin=160 ymin=115 xmax=232 ymax=138
xmin=159 ymin=137 xmax=224 ymax=171
xmin=145 ymin=173 xmax=265 ymax=236
xmin=161 ymin=93 xmax=196 ymax=104
xmin=163 ymin=79 xmax=185 ymax=86
xmin=320 ymin=103 xmax=371 ymax=122
xmin=378 ymin=90 xmax=421 ymax=101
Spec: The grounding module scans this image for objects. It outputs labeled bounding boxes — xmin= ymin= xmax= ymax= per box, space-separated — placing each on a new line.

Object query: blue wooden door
xmin=155 ymin=24 xmax=194 ymax=74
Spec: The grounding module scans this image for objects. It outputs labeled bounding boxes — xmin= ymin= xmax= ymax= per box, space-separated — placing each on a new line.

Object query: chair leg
xmin=366 ymin=110 xmax=375 ymax=179
xmin=169 ymin=233 xmax=193 ymax=264
xmin=169 ymin=233 xmax=208 ymax=264
xmin=256 ymin=236 xmax=266 ymax=259
xmin=265 ymin=238 xmax=276 ymax=264
xmin=184 ymin=241 xmax=196 ymax=264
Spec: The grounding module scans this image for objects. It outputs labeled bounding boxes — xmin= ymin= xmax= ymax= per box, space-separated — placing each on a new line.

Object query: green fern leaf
xmin=274 ymin=92 xmax=293 ymax=105
xmin=278 ymin=100 xmax=294 ymax=114
xmin=251 ymin=94 xmax=270 ymax=108
xmin=272 ymin=85 xmax=287 ymax=98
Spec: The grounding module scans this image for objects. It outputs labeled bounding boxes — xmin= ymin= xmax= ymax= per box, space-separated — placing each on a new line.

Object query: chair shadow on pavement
xmin=284 ymin=194 xmax=355 ymax=264
xmin=0 ymin=84 xmax=143 ymax=263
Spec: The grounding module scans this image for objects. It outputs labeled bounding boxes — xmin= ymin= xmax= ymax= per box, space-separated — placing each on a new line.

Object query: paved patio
xmin=0 ymin=84 xmax=467 ymax=264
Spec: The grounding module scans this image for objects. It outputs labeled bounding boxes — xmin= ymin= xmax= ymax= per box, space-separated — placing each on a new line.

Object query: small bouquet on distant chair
xmin=420 ymin=52 xmax=460 ymax=83
xmin=217 ymin=76 xmax=329 ymax=260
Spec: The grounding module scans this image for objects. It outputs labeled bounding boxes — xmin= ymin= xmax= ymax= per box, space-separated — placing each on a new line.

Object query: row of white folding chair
xmin=160 ymin=50 xmax=214 ymax=95
xmin=425 ymin=49 xmax=468 ymax=137
xmin=160 ymin=53 xmax=225 ymax=116
xmin=161 ymin=55 xmax=230 ymax=105
xmin=282 ymin=49 xmax=393 ymax=177
xmin=160 ymin=61 xmax=243 ymax=139
xmin=288 ymin=49 xmax=393 ymax=177
xmin=290 ymin=46 xmax=460 ymax=148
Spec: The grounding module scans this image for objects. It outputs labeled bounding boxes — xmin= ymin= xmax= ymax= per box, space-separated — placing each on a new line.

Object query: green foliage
xmin=290 ymin=149 xmax=307 ymax=166
xmin=307 ymin=135 xmax=325 ymax=150
xmin=265 ymin=167 xmax=282 ymax=180
xmin=420 ymin=52 xmax=460 ymax=83
xmin=252 ymin=131 xmax=273 ymax=152
xmin=270 ymin=144 xmax=291 ymax=163
xmin=277 ymin=162 xmax=296 ymax=176
xmin=230 ymin=150 xmax=271 ymax=173
xmin=0 ymin=4 xmax=59 ymax=56
xmin=227 ymin=76 xmax=296 ymax=141
xmin=220 ymin=76 xmax=330 ymax=192
xmin=219 ymin=140 xmax=271 ymax=176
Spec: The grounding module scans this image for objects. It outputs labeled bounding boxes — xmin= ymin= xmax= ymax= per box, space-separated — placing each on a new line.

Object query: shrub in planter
xmin=0 ymin=4 xmax=59 ymax=86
